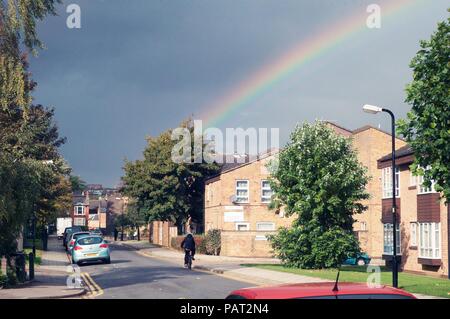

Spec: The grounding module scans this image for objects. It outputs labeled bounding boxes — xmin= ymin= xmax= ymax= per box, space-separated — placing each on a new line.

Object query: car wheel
xmin=104 ymin=258 xmax=111 ymax=264
xmin=357 ymin=258 xmax=366 ymax=266
xmin=76 ymin=261 xmax=82 ymax=266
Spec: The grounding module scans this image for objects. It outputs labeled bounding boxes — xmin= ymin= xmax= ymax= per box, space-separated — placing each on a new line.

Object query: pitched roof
xmin=378 ymin=145 xmax=414 ymax=162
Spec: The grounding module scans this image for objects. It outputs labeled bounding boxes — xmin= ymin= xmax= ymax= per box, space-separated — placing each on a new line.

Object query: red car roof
xmin=227 ymin=282 xmax=416 ymax=299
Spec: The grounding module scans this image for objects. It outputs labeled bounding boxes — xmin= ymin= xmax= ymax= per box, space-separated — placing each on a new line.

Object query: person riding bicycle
xmin=181 ymin=233 xmax=196 ymax=267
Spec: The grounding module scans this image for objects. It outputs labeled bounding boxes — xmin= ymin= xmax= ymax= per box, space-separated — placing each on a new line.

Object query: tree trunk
xmin=137 ymin=227 xmax=141 ymax=241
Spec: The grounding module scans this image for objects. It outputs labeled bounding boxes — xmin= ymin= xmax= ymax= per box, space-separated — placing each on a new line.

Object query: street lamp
xmin=362 ymin=104 xmax=398 ymax=288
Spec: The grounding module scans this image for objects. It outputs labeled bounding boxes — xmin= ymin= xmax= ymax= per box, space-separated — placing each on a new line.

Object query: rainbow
xmin=201 ymin=0 xmax=424 ymax=127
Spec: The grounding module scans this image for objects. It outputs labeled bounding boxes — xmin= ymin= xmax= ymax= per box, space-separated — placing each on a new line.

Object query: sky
xmin=30 ymin=0 xmax=449 ymax=187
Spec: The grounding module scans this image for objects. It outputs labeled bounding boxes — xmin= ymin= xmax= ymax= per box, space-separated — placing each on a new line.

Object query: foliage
xmin=0 ymin=270 xmax=7 ymax=288
xmin=267 ymin=121 xmax=369 ymax=269
xmin=170 ymin=235 xmax=207 ymax=254
xmin=398 ymin=13 xmax=450 ymax=202
xmin=122 ymin=118 xmax=220 ymax=227
xmin=69 ymin=175 xmax=87 ymax=192
xmin=0 ymin=0 xmax=61 ymax=109
xmin=0 ymin=2 xmax=70 ymax=258
xmin=204 ymin=229 xmax=221 ymax=256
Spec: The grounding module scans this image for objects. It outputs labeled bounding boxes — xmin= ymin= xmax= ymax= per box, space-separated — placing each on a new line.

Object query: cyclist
xmin=181 ymin=233 xmax=196 ymax=268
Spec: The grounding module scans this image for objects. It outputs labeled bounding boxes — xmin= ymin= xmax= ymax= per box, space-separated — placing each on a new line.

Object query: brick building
xmin=378 ymin=145 xmax=449 ymax=277
xmin=204 ymin=122 xmax=406 ymax=258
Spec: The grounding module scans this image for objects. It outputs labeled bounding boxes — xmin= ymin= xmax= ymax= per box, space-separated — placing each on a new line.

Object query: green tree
xmin=267 ymin=122 xmax=370 ymax=269
xmin=398 ymin=13 xmax=450 ymax=201
xmin=70 ymin=175 xmax=87 ymax=192
xmin=0 ymin=0 xmax=61 ymax=109
xmin=122 ymin=119 xmax=220 ymax=229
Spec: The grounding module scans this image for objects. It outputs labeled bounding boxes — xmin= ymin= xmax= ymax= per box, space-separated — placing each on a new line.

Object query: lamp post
xmin=363 ymin=104 xmax=398 ymax=288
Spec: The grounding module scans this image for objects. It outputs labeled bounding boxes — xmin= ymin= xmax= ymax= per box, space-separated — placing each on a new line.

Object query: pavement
xmin=0 ymin=236 xmax=86 ymax=299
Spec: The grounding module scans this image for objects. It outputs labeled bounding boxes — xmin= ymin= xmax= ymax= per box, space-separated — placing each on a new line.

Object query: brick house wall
xmin=378 ymin=148 xmax=449 ymax=277
xmin=205 ymin=152 xmax=295 ymax=257
xmin=205 ymin=124 xmax=406 ymax=258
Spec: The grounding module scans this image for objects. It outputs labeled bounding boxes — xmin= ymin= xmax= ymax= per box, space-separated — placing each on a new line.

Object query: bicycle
xmin=184 ymin=249 xmax=193 ymax=270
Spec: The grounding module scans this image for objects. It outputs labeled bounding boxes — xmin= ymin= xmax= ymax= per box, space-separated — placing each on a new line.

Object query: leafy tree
xmin=267 ymin=121 xmax=369 ymax=269
xmin=70 ymin=175 xmax=87 ymax=192
xmin=0 ymin=0 xmax=69 ymax=257
xmin=122 ymin=119 xmax=220 ymax=229
xmin=398 ymin=14 xmax=450 ymax=202
xmin=0 ymin=0 xmax=61 ymax=109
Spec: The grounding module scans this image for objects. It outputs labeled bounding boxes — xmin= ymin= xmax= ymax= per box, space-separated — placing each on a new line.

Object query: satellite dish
xmin=229 ymin=195 xmax=237 ymax=204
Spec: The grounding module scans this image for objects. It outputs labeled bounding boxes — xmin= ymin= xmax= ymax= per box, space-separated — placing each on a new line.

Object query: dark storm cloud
xmin=29 ymin=0 xmax=449 ymax=186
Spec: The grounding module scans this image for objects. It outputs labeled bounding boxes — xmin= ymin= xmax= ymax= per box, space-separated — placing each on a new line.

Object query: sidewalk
xmin=116 ymin=240 xmax=445 ymax=299
xmin=0 ymin=236 xmax=86 ymax=299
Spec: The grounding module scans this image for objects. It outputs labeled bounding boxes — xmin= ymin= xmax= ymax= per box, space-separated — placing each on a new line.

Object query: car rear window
xmin=77 ymin=237 xmax=103 ymax=245
xmin=73 ymin=232 xmax=90 ymax=239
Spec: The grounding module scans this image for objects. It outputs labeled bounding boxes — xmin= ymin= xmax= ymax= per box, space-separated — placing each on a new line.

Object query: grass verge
xmin=242 ymin=264 xmax=450 ymax=298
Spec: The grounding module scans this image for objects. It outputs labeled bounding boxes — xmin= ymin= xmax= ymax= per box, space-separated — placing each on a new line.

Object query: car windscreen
xmin=77 ymin=237 xmax=103 ymax=245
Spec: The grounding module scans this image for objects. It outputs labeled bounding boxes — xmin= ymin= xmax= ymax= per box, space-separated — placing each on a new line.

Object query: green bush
xmin=6 ymin=269 xmax=17 ymax=286
xmin=0 ymin=270 xmax=7 ymax=288
xmin=204 ymin=229 xmax=221 ymax=255
xmin=170 ymin=235 xmax=207 ymax=254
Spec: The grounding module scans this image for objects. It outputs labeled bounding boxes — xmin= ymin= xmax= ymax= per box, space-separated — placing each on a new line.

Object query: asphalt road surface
xmin=78 ymin=243 xmax=251 ymax=299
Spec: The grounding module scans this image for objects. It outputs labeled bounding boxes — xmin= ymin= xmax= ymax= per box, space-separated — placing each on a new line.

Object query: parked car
xmin=343 ymin=253 xmax=371 ymax=266
xmin=71 ymin=236 xmax=111 ymax=266
xmin=63 ymin=226 xmax=82 ymax=249
xmin=90 ymin=228 xmax=103 ymax=236
xmin=226 ymin=282 xmax=416 ymax=299
xmin=67 ymin=232 xmax=91 ymax=252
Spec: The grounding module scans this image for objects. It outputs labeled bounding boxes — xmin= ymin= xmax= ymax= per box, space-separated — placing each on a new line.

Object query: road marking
xmin=81 ymin=272 xmax=104 ymax=299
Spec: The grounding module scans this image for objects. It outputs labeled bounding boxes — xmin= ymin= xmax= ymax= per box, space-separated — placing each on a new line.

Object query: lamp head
xmin=362 ymin=104 xmax=383 ymax=114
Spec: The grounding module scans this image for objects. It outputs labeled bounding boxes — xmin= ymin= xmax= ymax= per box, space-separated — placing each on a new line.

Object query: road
xmin=78 ymin=243 xmax=250 ymax=299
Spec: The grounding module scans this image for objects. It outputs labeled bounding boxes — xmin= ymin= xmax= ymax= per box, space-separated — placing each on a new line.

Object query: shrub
xmin=204 ymin=229 xmax=221 ymax=256
xmin=0 ymin=270 xmax=7 ymax=288
xmin=170 ymin=235 xmax=207 ymax=254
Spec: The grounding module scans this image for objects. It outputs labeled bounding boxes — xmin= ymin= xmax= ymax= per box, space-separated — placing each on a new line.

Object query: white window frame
xmin=235 ymin=180 xmax=249 ymax=203
xmin=360 ymin=221 xmax=367 ymax=231
xmin=419 ymin=222 xmax=441 ymax=259
xmin=409 ymin=171 xmax=416 ymax=187
xmin=382 ymin=167 xmax=400 ymax=199
xmin=75 ymin=205 xmax=84 ymax=215
xmin=410 ymin=222 xmax=417 ymax=247
xmin=417 ymin=175 xmax=436 ymax=194
xmin=235 ymin=222 xmax=250 ymax=231
xmin=383 ymin=223 xmax=401 ymax=255
xmin=261 ymin=180 xmax=273 ymax=203
xmin=256 ymin=222 xmax=276 ymax=231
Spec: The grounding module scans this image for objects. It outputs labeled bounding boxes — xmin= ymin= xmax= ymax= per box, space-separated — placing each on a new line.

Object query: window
xmin=410 ymin=222 xmax=417 ymax=247
xmin=75 ymin=206 xmax=84 ymax=215
xmin=419 ymin=223 xmax=441 ymax=259
xmin=409 ymin=171 xmax=416 ymax=187
xmin=383 ymin=223 xmax=401 ymax=255
xmin=236 ymin=180 xmax=249 ymax=203
xmin=261 ymin=180 xmax=273 ymax=203
xmin=235 ymin=223 xmax=249 ymax=231
xmin=382 ymin=167 xmax=400 ymax=198
xmin=73 ymin=218 xmax=85 ymax=226
xmin=417 ymin=175 xmax=436 ymax=194
xmin=360 ymin=222 xmax=367 ymax=231
xmin=256 ymin=222 xmax=275 ymax=231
